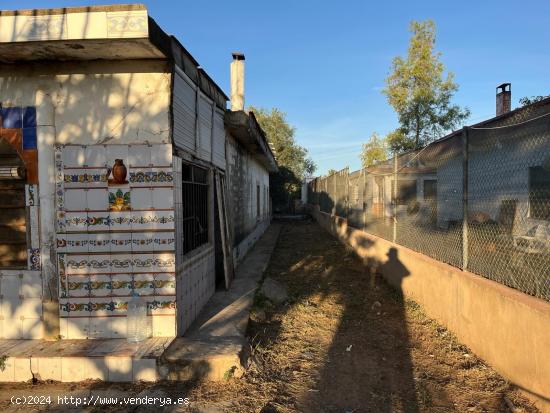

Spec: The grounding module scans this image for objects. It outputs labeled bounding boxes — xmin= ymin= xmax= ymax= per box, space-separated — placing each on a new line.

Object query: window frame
xmin=180 ymin=162 xmax=210 ymax=256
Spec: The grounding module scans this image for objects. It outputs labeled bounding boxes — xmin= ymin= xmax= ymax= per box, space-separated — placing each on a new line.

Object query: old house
xmin=0 ymin=3 xmax=276 ymax=346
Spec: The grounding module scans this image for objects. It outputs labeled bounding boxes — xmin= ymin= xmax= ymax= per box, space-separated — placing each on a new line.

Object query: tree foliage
xmin=249 ymin=106 xmax=316 ymax=211
xmin=383 ymin=20 xmax=469 ymax=152
xmin=519 ymin=95 xmax=549 ymax=107
xmin=360 ymin=132 xmax=388 ymax=168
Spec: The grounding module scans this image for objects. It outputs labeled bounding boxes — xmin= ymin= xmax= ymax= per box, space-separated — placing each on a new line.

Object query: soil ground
xmin=0 ymin=221 xmax=539 ymax=412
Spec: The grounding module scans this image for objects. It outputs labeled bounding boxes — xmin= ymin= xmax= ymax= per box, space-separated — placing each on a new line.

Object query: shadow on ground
xmin=245 ymin=221 xmax=536 ymax=413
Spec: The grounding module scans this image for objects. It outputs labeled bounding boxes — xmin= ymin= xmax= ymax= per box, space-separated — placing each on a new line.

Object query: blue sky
xmin=3 ymin=0 xmax=550 ymax=174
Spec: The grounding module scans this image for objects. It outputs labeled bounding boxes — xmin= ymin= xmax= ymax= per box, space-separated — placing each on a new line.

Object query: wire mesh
xmin=307 ymin=114 xmax=550 ymax=301
xmin=467 ymin=116 xmax=550 ymax=299
xmin=394 ymin=140 xmax=464 ymax=268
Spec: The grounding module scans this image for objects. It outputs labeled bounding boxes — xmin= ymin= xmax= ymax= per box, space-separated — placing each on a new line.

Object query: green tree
xmin=249 ymin=106 xmax=316 ymax=211
xmin=327 ymin=169 xmax=338 ymax=176
xmin=383 ymin=20 xmax=469 ymax=152
xmin=360 ymin=132 xmax=388 ymax=168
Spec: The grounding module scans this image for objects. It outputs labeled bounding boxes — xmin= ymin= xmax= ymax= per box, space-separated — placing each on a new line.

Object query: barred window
xmin=529 ymin=166 xmax=550 ymax=220
xmin=181 ymin=163 xmax=209 ymax=254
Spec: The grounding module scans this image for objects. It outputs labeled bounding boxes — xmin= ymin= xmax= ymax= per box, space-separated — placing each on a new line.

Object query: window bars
xmin=181 ymin=163 xmax=209 ymax=255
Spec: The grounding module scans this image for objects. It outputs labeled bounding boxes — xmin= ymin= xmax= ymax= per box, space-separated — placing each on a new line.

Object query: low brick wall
xmin=309 ymin=206 xmax=550 ymax=412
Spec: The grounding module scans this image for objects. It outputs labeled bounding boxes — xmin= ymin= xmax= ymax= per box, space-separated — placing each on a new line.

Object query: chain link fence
xmin=308 ymin=113 xmax=550 ymax=301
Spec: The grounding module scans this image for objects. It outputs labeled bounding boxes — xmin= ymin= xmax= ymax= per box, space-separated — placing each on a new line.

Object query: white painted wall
xmin=0 ymin=60 xmax=171 ymax=146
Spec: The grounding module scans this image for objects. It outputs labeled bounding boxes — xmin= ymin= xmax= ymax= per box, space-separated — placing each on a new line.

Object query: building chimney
xmin=230 ymin=52 xmax=245 ymax=111
xmin=496 ymin=83 xmax=511 ymax=116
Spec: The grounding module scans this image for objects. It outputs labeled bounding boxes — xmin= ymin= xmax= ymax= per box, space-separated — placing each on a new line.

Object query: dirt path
xmin=0 ymin=221 xmax=538 ymax=412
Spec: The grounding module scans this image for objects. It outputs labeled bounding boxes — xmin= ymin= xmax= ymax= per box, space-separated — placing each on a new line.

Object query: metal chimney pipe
xmin=496 ymin=83 xmax=511 ymax=116
xmin=230 ymin=52 xmax=245 ymax=111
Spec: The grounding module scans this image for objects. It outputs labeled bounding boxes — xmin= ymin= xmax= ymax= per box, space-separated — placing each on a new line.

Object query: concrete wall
xmin=226 ymin=134 xmax=271 ymax=265
xmin=0 ymin=60 xmax=171 ymax=145
xmin=310 ymin=206 xmax=550 ymax=412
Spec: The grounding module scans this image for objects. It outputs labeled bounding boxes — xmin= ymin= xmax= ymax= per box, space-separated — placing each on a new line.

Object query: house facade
xmin=0 ymin=4 xmax=276 ymax=340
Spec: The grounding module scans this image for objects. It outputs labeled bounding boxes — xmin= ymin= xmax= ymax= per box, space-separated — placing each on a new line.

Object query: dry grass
xmin=186 ymin=221 xmax=539 ymax=412
xmin=0 ymin=221 xmax=539 ymax=413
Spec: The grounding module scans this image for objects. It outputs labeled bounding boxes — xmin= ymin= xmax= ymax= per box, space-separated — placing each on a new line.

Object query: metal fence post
xmin=462 ymin=126 xmax=470 ymax=270
xmin=362 ymin=168 xmax=367 ymax=231
xmin=346 ymin=167 xmax=350 ymax=219
xmin=332 ymin=172 xmax=337 ymax=216
xmin=393 ymin=154 xmax=397 ymax=243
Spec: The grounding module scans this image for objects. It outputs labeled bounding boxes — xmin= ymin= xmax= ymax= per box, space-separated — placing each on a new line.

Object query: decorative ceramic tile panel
xmin=62 ymin=146 xmax=85 ymax=168
xmin=110 ymin=254 xmax=133 ymax=274
xmin=108 ymin=187 xmax=131 ymax=211
xmin=152 ymin=232 xmax=175 ymax=251
xmin=132 ymin=253 xmax=175 ymax=273
xmin=65 ymin=254 xmax=111 ymax=275
xmin=133 ymin=274 xmax=155 ymax=297
xmin=63 ymin=169 xmax=108 ymax=187
xmin=67 ymin=276 xmax=90 ymax=298
xmin=153 ymin=273 xmax=176 ymax=295
xmin=25 ymin=184 xmax=37 ymax=206
xmin=110 ymin=233 xmax=132 ymax=252
xmin=149 ymin=297 xmax=176 ymax=315
xmin=106 ymin=10 xmax=148 ymax=38
xmin=28 ymin=249 xmax=41 ymax=271
xmin=128 ymin=145 xmax=151 ymax=167
xmin=150 ymin=144 xmax=173 ymax=167
xmin=106 ymin=145 xmax=129 ymax=168
xmin=64 ymin=189 xmax=87 ymax=211
xmin=87 ymin=233 xmax=111 ymax=252
xmin=152 ymin=188 xmax=173 ymax=210
xmin=89 ymin=297 xmax=116 ymax=317
xmin=84 ymin=146 xmax=107 ymax=167
xmin=62 ymin=233 xmax=89 ymax=253
xmin=89 ymin=275 xmax=112 ymax=297
xmin=130 ymin=211 xmax=155 ymax=231
xmin=151 ymin=211 xmax=176 ymax=230
xmin=63 ymin=212 xmax=88 ymax=232
xmin=129 ymin=168 xmax=174 ymax=187
xmin=131 ymin=187 xmax=153 ymax=210
xmin=111 ymin=274 xmax=133 ymax=296
xmin=29 ymin=206 xmax=40 ymax=249
xmin=56 ymin=144 xmax=176 ymax=338
xmin=131 ymin=232 xmax=154 ymax=252
xmin=59 ymin=298 xmax=92 ymax=318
